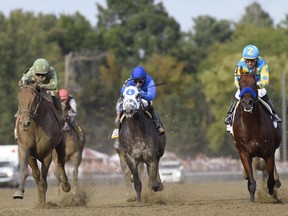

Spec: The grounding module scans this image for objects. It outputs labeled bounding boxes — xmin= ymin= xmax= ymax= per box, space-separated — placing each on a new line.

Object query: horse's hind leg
xmin=274 ymin=164 xmax=281 ymax=188
xmin=71 ymin=153 xmax=81 ymax=193
xmin=265 ymin=156 xmax=276 ymax=195
xmin=13 ymin=146 xmax=30 ymax=200
xmin=239 ymin=153 xmax=256 ymax=202
xmin=54 ymin=140 xmax=71 ymax=193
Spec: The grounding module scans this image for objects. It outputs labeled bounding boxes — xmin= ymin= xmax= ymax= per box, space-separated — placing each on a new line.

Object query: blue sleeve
xmin=141 ymin=76 xmax=156 ymax=101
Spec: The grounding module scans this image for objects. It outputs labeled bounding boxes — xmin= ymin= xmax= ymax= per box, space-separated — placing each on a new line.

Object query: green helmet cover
xmin=32 ymin=58 xmax=50 ymax=74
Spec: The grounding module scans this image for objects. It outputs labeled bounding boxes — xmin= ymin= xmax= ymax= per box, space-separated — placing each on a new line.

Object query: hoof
xmin=275 ymin=180 xmax=281 ymax=188
xmin=13 ymin=191 xmax=24 ymax=199
xmin=152 ymin=182 xmax=164 ymax=192
xmin=62 ymin=182 xmax=71 ymax=193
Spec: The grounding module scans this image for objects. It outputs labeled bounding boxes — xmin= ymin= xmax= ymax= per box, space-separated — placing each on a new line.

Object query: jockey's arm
xmin=21 ymin=68 xmax=33 ymax=83
xmin=234 ymin=66 xmax=240 ymax=88
xmin=38 ymin=68 xmax=58 ymax=90
xmin=257 ymin=64 xmax=269 ymax=89
xmin=142 ymin=79 xmax=156 ymax=101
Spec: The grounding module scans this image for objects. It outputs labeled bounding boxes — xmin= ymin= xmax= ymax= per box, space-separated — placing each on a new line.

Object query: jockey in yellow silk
xmin=224 ymin=44 xmax=281 ymax=129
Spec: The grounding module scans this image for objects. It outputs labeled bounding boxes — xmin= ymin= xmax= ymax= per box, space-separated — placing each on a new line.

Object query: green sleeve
xmin=38 ymin=67 xmax=58 ymax=90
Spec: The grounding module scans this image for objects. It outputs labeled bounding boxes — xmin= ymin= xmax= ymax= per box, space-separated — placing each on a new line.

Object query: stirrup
xmin=111 ymin=128 xmax=119 ymax=139
xmin=62 ymin=123 xmax=70 ymax=132
xmin=224 ymin=115 xmax=232 ymax=125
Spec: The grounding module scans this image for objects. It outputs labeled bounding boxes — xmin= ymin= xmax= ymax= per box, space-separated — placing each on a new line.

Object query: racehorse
xmin=13 ymin=80 xmax=71 ymax=205
xmin=232 ymin=68 xmax=282 ymax=202
xmin=53 ymin=102 xmax=86 ymax=194
xmin=119 ymin=86 xmax=166 ymax=204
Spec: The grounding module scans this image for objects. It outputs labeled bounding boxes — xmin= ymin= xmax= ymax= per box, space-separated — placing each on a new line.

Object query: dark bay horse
xmin=14 ymin=80 xmax=71 ymax=205
xmin=119 ymin=86 xmax=166 ymax=204
xmin=53 ymin=102 xmax=86 ymax=194
xmin=232 ymin=70 xmax=282 ymax=202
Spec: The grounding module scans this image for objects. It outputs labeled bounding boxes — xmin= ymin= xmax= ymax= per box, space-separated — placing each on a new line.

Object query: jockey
xmin=59 ymin=88 xmax=84 ymax=141
xmin=19 ymin=58 xmax=63 ymax=114
xmin=224 ymin=44 xmax=281 ymax=128
xmin=15 ymin=58 xmax=63 ymax=139
xmin=112 ymin=66 xmax=165 ymax=146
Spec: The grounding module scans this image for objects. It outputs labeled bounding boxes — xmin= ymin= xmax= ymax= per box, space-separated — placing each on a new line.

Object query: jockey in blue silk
xmin=112 ymin=66 xmax=165 ymax=147
xmin=224 ymin=44 xmax=281 ymax=129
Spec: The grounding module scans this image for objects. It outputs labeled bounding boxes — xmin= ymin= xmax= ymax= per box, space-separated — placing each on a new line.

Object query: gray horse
xmin=14 ymin=80 xmax=71 ymax=205
xmin=119 ymin=86 xmax=166 ymax=204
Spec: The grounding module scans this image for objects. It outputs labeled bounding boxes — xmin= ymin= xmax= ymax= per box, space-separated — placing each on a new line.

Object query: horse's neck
xmin=238 ymin=104 xmax=262 ymax=125
xmin=124 ymin=111 xmax=147 ymax=131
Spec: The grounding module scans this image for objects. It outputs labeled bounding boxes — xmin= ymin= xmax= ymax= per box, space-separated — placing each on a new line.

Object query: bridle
xmin=18 ymin=85 xmax=42 ymax=120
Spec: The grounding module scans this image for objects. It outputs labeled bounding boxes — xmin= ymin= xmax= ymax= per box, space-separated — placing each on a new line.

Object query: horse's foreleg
xmin=239 ymin=153 xmax=256 ymax=202
xmin=13 ymin=146 xmax=30 ymax=200
xmin=37 ymin=156 xmax=52 ymax=204
xmin=265 ymin=156 xmax=276 ymax=195
xmin=55 ymin=140 xmax=71 ymax=193
xmin=126 ymin=156 xmax=142 ymax=204
xmin=147 ymin=161 xmax=163 ymax=192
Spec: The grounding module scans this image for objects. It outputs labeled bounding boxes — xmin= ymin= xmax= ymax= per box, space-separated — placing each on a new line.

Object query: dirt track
xmin=1 ymin=178 xmax=288 ymax=216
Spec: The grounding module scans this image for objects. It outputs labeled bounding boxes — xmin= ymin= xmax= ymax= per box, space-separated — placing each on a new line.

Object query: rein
xmin=19 ymin=85 xmax=42 ymax=118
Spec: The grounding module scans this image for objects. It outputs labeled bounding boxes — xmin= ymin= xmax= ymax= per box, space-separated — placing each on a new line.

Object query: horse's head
xmin=238 ymin=67 xmax=258 ymax=112
xmin=18 ymin=79 xmax=41 ymax=129
xmin=122 ymin=86 xmax=141 ymax=118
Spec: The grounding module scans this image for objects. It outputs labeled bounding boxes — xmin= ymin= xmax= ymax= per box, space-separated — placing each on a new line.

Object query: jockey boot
xmin=261 ymin=94 xmax=282 ymax=123
xmin=52 ymin=95 xmax=63 ymax=116
xmin=224 ymin=98 xmax=238 ymax=125
xmin=74 ymin=121 xmax=84 ymax=141
xmin=148 ymin=106 xmax=165 ymax=135
xmin=112 ymin=112 xmax=120 ymax=139
xmin=114 ymin=138 xmax=120 ymax=149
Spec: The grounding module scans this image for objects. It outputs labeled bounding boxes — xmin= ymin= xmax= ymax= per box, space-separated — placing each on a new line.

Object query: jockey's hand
xmin=139 ymin=90 xmax=145 ymax=97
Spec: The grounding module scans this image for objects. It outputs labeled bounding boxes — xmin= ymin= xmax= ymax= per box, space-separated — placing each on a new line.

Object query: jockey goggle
xmin=244 ymin=59 xmax=256 ymax=64
xmin=133 ymin=79 xmax=145 ymax=85
xmin=34 ymin=73 xmax=47 ymax=82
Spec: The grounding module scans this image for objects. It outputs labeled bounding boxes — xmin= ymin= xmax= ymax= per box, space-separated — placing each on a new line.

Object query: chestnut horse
xmin=119 ymin=86 xmax=166 ymax=204
xmin=13 ymin=80 xmax=71 ymax=205
xmin=232 ymin=70 xmax=282 ymax=202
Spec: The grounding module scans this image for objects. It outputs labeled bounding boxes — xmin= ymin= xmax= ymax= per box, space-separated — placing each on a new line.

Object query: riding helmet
xmin=131 ymin=66 xmax=147 ymax=80
xmin=242 ymin=44 xmax=259 ymax=59
xmin=32 ymin=58 xmax=50 ymax=74
xmin=59 ymin=89 xmax=69 ymax=100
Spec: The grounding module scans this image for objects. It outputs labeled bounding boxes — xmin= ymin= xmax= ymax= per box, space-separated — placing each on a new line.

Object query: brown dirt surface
xmin=1 ymin=179 xmax=288 ymax=216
